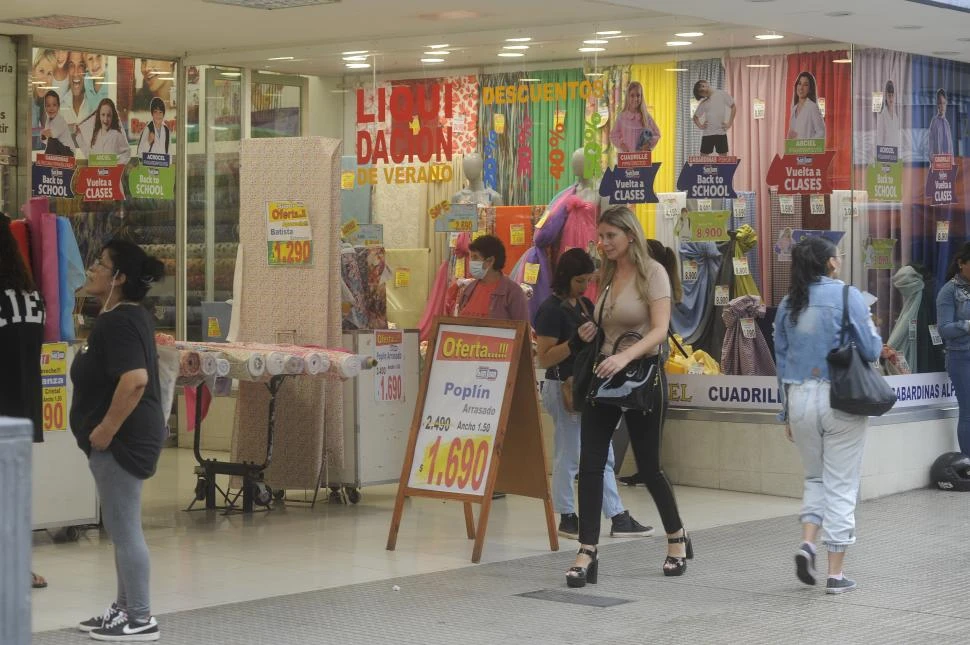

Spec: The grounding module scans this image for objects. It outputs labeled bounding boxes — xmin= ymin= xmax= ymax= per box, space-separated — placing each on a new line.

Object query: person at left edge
xmin=535 ymin=247 xmax=654 ymax=540
xmin=71 ymin=240 xmax=166 ymax=642
xmin=454 ymin=234 xmax=528 ymax=500
xmin=0 ymin=213 xmax=48 ymax=590
xmin=936 ymin=241 xmax=970 ymax=456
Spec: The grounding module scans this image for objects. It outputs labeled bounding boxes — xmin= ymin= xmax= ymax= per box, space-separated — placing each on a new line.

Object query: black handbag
xmin=590 ymin=331 xmax=662 ymax=412
xmin=827 ymin=284 xmax=897 ymax=416
xmin=571 ymin=286 xmax=607 ymax=410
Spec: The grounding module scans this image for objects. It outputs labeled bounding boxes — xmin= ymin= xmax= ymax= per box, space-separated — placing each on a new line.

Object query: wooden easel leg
xmin=463 ymin=502 xmax=476 ymax=539
xmin=543 ymin=495 xmax=560 ymax=552
xmin=471 ymin=496 xmax=493 ymax=563
xmin=386 ymin=487 xmax=408 ymax=551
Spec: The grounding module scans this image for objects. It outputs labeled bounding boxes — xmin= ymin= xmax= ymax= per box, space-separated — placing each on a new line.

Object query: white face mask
xmin=469 ymin=259 xmax=487 ymax=279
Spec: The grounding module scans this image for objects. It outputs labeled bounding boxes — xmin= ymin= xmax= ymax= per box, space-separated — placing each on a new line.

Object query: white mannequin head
xmin=572 ymin=148 xmax=585 ymax=180
xmin=463 ymin=153 xmax=483 ymax=183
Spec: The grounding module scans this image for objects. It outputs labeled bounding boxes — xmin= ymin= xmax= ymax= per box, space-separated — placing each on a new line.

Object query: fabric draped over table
xmin=231 ymin=137 xmax=344 ymax=490
xmin=721 ymin=295 xmax=776 ymax=376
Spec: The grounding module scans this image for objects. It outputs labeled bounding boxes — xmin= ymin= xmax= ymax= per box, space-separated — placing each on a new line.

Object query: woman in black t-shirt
xmin=0 ymin=213 xmax=47 ymax=589
xmin=534 ymin=248 xmax=652 ymax=544
xmin=71 ymin=239 xmax=166 ymax=640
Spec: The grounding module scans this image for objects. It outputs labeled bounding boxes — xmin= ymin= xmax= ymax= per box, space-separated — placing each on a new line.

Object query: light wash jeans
xmin=542 ymin=379 xmax=623 ymax=518
xmin=787 ymin=380 xmax=868 ymax=553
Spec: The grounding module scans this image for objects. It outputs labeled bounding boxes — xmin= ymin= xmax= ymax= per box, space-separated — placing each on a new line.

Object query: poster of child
xmin=775 ymin=227 xmax=793 ymax=262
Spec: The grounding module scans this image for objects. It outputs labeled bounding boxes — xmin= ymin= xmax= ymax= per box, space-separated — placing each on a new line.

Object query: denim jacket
xmin=773 ymin=277 xmax=884 ymax=420
xmin=936 ymin=276 xmax=970 ymax=353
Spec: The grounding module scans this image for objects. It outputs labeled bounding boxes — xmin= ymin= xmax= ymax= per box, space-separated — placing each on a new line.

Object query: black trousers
xmin=578 ymin=372 xmax=683 ymax=544
xmin=700 ymin=134 xmax=729 ymax=154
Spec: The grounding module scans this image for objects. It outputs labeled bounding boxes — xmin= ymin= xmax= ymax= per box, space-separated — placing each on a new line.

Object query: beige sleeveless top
xmin=594 ymin=259 xmax=671 ymax=356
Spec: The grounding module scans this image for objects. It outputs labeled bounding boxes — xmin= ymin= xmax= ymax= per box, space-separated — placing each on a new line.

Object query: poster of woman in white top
xmin=136 ymin=97 xmax=171 ymax=160
xmin=875 ymin=80 xmax=902 ymax=160
xmin=786 ymin=71 xmax=826 ymax=141
xmin=74 ymin=98 xmax=131 ymax=165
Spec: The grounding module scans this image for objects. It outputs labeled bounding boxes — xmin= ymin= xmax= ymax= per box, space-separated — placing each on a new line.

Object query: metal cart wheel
xmin=273 ymin=489 xmax=286 ymax=501
xmin=194 ymin=477 xmax=208 ymax=501
xmin=64 ymin=526 xmax=81 ymax=542
xmin=345 ymin=487 xmax=361 ymax=504
xmin=253 ymin=481 xmax=273 ymax=507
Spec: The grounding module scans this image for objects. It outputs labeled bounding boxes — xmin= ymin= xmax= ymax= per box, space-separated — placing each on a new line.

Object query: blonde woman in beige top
xmin=566 ymin=205 xmax=692 ymax=588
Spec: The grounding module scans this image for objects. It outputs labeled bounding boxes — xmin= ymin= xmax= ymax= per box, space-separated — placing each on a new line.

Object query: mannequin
xmin=452 ymin=152 xmax=504 ymax=206
xmin=571 ymin=148 xmax=610 ymax=212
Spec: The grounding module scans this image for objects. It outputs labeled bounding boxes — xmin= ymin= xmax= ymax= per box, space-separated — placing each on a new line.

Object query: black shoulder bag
xmin=590 ymin=331 xmax=662 ymax=412
xmin=827 ymin=284 xmax=897 ymax=416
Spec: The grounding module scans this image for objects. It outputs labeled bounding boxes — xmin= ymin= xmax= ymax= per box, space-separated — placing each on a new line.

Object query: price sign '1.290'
xmin=407 ymin=325 xmax=516 ymax=495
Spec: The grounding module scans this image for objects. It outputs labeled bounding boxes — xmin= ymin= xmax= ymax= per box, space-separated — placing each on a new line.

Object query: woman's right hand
xmin=577 ymin=321 xmax=597 ymax=342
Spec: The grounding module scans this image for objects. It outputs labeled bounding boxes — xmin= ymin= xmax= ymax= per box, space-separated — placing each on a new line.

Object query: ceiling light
xmin=424 ymin=50 xmax=450 ymax=55
xmin=343 ymin=56 xmax=368 ymax=61
xmin=202 ymin=0 xmax=335 ymax=8
xmin=675 ymin=32 xmax=704 ymax=37
xmin=420 ymin=58 xmax=444 ymax=63
xmin=579 ymin=47 xmax=605 ymax=52
xmin=585 ymin=72 xmax=604 ymax=77
xmin=503 ymin=45 xmax=529 ymax=50
xmin=268 ymin=56 xmax=294 ymax=61
xmin=346 ymin=63 xmax=371 ymax=69
xmin=747 ymin=0 xmax=775 ymax=3
xmin=746 ymin=64 xmax=770 ymax=68
xmin=596 ymin=30 xmax=622 ymax=35
xmin=583 ymin=39 xmax=609 ymax=44
xmin=666 ymin=41 xmax=692 ymax=46
xmin=755 ymin=33 xmax=784 ymax=40
xmin=893 ymin=24 xmax=922 ymax=29
xmin=833 ymin=58 xmax=852 ymax=63
xmin=421 ymin=10 xmax=479 ymax=20
xmin=342 ymin=50 xmax=368 ymax=55
xmin=825 ymin=10 xmax=853 ymax=16
xmin=88 ymin=76 xmax=104 ymax=80
xmin=428 ymin=44 xmax=450 ymax=48
xmin=498 ymin=52 xmax=524 ymax=57
xmin=221 ymin=72 xmax=242 ymax=76
xmin=506 ymin=37 xmax=532 ymax=42
xmin=39 ymin=85 xmax=58 ymax=90
xmin=519 ymin=78 xmax=541 ymax=82
xmin=665 ymin=68 xmax=688 ymax=72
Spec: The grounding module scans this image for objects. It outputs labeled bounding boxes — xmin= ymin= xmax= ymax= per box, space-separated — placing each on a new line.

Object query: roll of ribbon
xmin=179 ymin=350 xmax=202 ymax=377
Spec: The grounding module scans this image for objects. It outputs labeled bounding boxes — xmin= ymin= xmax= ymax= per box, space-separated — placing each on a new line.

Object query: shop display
xmin=886 ymin=264 xmax=946 ymax=373
xmin=721 ymin=295 xmax=776 ymax=376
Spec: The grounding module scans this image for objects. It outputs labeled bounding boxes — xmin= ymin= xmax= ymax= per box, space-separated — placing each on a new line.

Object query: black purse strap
xmin=840 ymin=284 xmax=850 ymax=345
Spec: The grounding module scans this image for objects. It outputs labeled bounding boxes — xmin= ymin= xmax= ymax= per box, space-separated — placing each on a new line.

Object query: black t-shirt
xmin=0 ymin=289 xmax=45 ymax=442
xmin=534 ymin=294 xmax=594 ymax=381
xmin=70 ymin=304 xmax=166 ymax=479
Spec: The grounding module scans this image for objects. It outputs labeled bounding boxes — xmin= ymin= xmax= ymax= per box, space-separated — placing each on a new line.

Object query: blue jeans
xmin=788 ymin=380 xmax=868 ymax=553
xmin=948 ymin=350 xmax=970 ymax=456
xmin=542 ymin=379 xmax=623 ymax=518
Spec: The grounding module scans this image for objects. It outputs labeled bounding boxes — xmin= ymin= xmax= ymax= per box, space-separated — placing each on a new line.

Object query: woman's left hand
xmin=89 ymin=424 xmax=115 ymax=451
xmin=595 ymin=351 xmax=632 ymax=379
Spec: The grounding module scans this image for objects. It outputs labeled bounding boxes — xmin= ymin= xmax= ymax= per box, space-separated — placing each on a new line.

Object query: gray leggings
xmin=89 ymin=450 xmax=151 ymax=622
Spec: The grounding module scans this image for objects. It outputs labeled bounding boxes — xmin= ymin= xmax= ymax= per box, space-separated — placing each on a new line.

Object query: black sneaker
xmin=609 ymin=511 xmax=654 ymax=537
xmin=558 ymin=513 xmax=579 ymax=540
xmin=825 ymin=576 xmax=857 ymax=594
xmin=78 ymin=604 xmax=124 ymax=633
xmin=90 ymin=615 xmax=159 ymax=641
xmin=795 ymin=544 xmax=817 ymax=586
xmin=618 ymin=474 xmax=643 ymax=487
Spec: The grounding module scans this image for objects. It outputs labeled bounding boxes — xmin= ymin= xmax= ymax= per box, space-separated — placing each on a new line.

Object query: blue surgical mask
xmin=469 ymin=259 xmax=487 ymax=279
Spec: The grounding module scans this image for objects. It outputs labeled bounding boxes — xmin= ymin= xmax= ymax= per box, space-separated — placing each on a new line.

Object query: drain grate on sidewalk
xmin=516 ymin=589 xmax=634 ymax=608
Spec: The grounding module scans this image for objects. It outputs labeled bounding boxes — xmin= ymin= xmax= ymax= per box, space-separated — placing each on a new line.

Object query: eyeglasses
xmin=91 ymin=257 xmax=115 ymax=272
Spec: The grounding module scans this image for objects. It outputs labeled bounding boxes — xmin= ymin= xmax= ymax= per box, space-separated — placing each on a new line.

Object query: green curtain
xmin=529 ymin=68 xmax=586 ymax=206
xmin=477 ymin=71 xmax=529 ymax=205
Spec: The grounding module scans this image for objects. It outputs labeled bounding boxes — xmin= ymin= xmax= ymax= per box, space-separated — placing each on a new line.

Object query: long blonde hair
xmin=597 ymin=205 xmax=671 ymax=307
xmin=625 ymin=81 xmax=651 ymax=129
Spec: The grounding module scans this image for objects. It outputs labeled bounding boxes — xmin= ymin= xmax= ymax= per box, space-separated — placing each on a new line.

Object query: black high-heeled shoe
xmin=566 ymin=547 xmax=599 ymax=588
xmin=663 ymin=532 xmax=693 ymax=577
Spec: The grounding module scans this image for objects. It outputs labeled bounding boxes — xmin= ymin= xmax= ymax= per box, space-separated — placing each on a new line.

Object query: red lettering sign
xmin=765 ymin=151 xmax=836 ymax=196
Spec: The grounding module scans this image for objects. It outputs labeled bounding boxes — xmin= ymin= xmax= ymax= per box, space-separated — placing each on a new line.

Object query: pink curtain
xmin=724 ymin=55 xmax=789 ymax=298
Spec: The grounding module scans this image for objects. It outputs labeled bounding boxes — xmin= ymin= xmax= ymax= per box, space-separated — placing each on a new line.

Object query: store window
xmin=251 ymin=72 xmax=303 ymax=138
xmin=28 ymin=47 xmax=178 ymax=337
xmin=185 ymin=65 xmax=242 ymax=341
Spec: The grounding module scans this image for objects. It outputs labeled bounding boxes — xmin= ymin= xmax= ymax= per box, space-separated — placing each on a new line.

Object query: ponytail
xmin=788 ymin=236 xmax=836 ymax=325
xmin=647 ymin=239 xmax=681 ymax=303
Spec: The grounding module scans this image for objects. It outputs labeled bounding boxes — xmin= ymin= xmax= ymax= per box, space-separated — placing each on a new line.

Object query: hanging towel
xmin=27 ymin=210 xmax=60 ymax=342
xmin=55 ymin=217 xmax=86 ymax=341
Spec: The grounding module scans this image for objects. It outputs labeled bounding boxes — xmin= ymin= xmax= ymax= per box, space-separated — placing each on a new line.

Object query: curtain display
xmin=529 ymin=68 xmax=588 ymax=207
xmin=721 ymin=294 xmax=776 ymax=376
xmin=478 ymin=71 xmax=529 ymax=205
xmin=675 ymin=58 xmax=726 ymax=172
xmin=629 ymin=63 xmax=678 ymax=239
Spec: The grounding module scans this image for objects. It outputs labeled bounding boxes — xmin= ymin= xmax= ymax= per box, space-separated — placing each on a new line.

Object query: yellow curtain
xmin=630 ymin=63 xmax=677 ymax=239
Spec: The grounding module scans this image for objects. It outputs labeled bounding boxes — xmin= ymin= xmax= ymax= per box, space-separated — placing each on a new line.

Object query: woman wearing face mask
xmin=455 ymin=234 xmax=529 ymax=322
xmin=71 ymin=240 xmax=166 ymax=641
xmin=567 ymin=206 xmax=689 ymax=587
xmin=536 ymin=248 xmax=653 ymax=541
xmin=774 ymin=236 xmax=883 ymax=595
xmin=75 ymin=98 xmax=131 ymax=164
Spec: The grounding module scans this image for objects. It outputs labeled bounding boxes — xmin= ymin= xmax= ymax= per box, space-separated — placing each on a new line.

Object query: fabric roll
xmin=264 ymin=351 xmax=305 ymax=376
xmin=55 ymin=217 xmax=86 ymax=341
xmin=179 ymin=350 xmax=202 ymax=377
xmin=215 ymin=358 xmax=231 ymax=378
xmin=732 ymin=225 xmax=761 ymax=299
xmin=197 ymin=351 xmax=218 ymax=377
xmin=27 ymin=210 xmax=61 ymax=342
xmin=10 ymin=219 xmax=32 ymax=278
xmin=302 ymin=352 xmax=329 ymax=375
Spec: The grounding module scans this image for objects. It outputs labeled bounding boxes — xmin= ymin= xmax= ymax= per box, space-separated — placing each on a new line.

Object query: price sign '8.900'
xmin=690 ymin=211 xmax=731 ymax=242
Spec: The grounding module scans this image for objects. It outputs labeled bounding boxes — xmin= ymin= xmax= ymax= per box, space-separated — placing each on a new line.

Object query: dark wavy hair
xmin=945 ymin=241 xmax=970 ymax=282
xmin=468 ymin=234 xmax=507 ymax=271
xmin=788 ymin=236 xmax=837 ymax=325
xmin=646 ymin=239 xmax=682 ymax=304
xmin=102 ymin=239 xmax=165 ymax=302
xmin=0 ymin=214 xmax=35 ymax=293
xmin=792 ymin=71 xmax=819 ymax=105
xmin=551 ymin=248 xmax=596 ymax=296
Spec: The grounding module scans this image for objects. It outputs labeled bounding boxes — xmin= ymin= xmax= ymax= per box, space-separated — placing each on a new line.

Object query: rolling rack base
xmin=184 ymin=375 xmax=288 ymax=515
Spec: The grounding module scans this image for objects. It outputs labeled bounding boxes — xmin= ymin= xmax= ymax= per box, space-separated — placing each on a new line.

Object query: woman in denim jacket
xmin=936 ymin=242 xmax=970 ymax=456
xmin=773 ymin=236 xmax=883 ymax=595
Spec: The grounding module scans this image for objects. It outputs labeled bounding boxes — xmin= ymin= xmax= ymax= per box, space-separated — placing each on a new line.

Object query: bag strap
xmin=668 ymin=330 xmax=689 ymax=358
xmin=841 ymin=284 xmax=850 ymax=345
